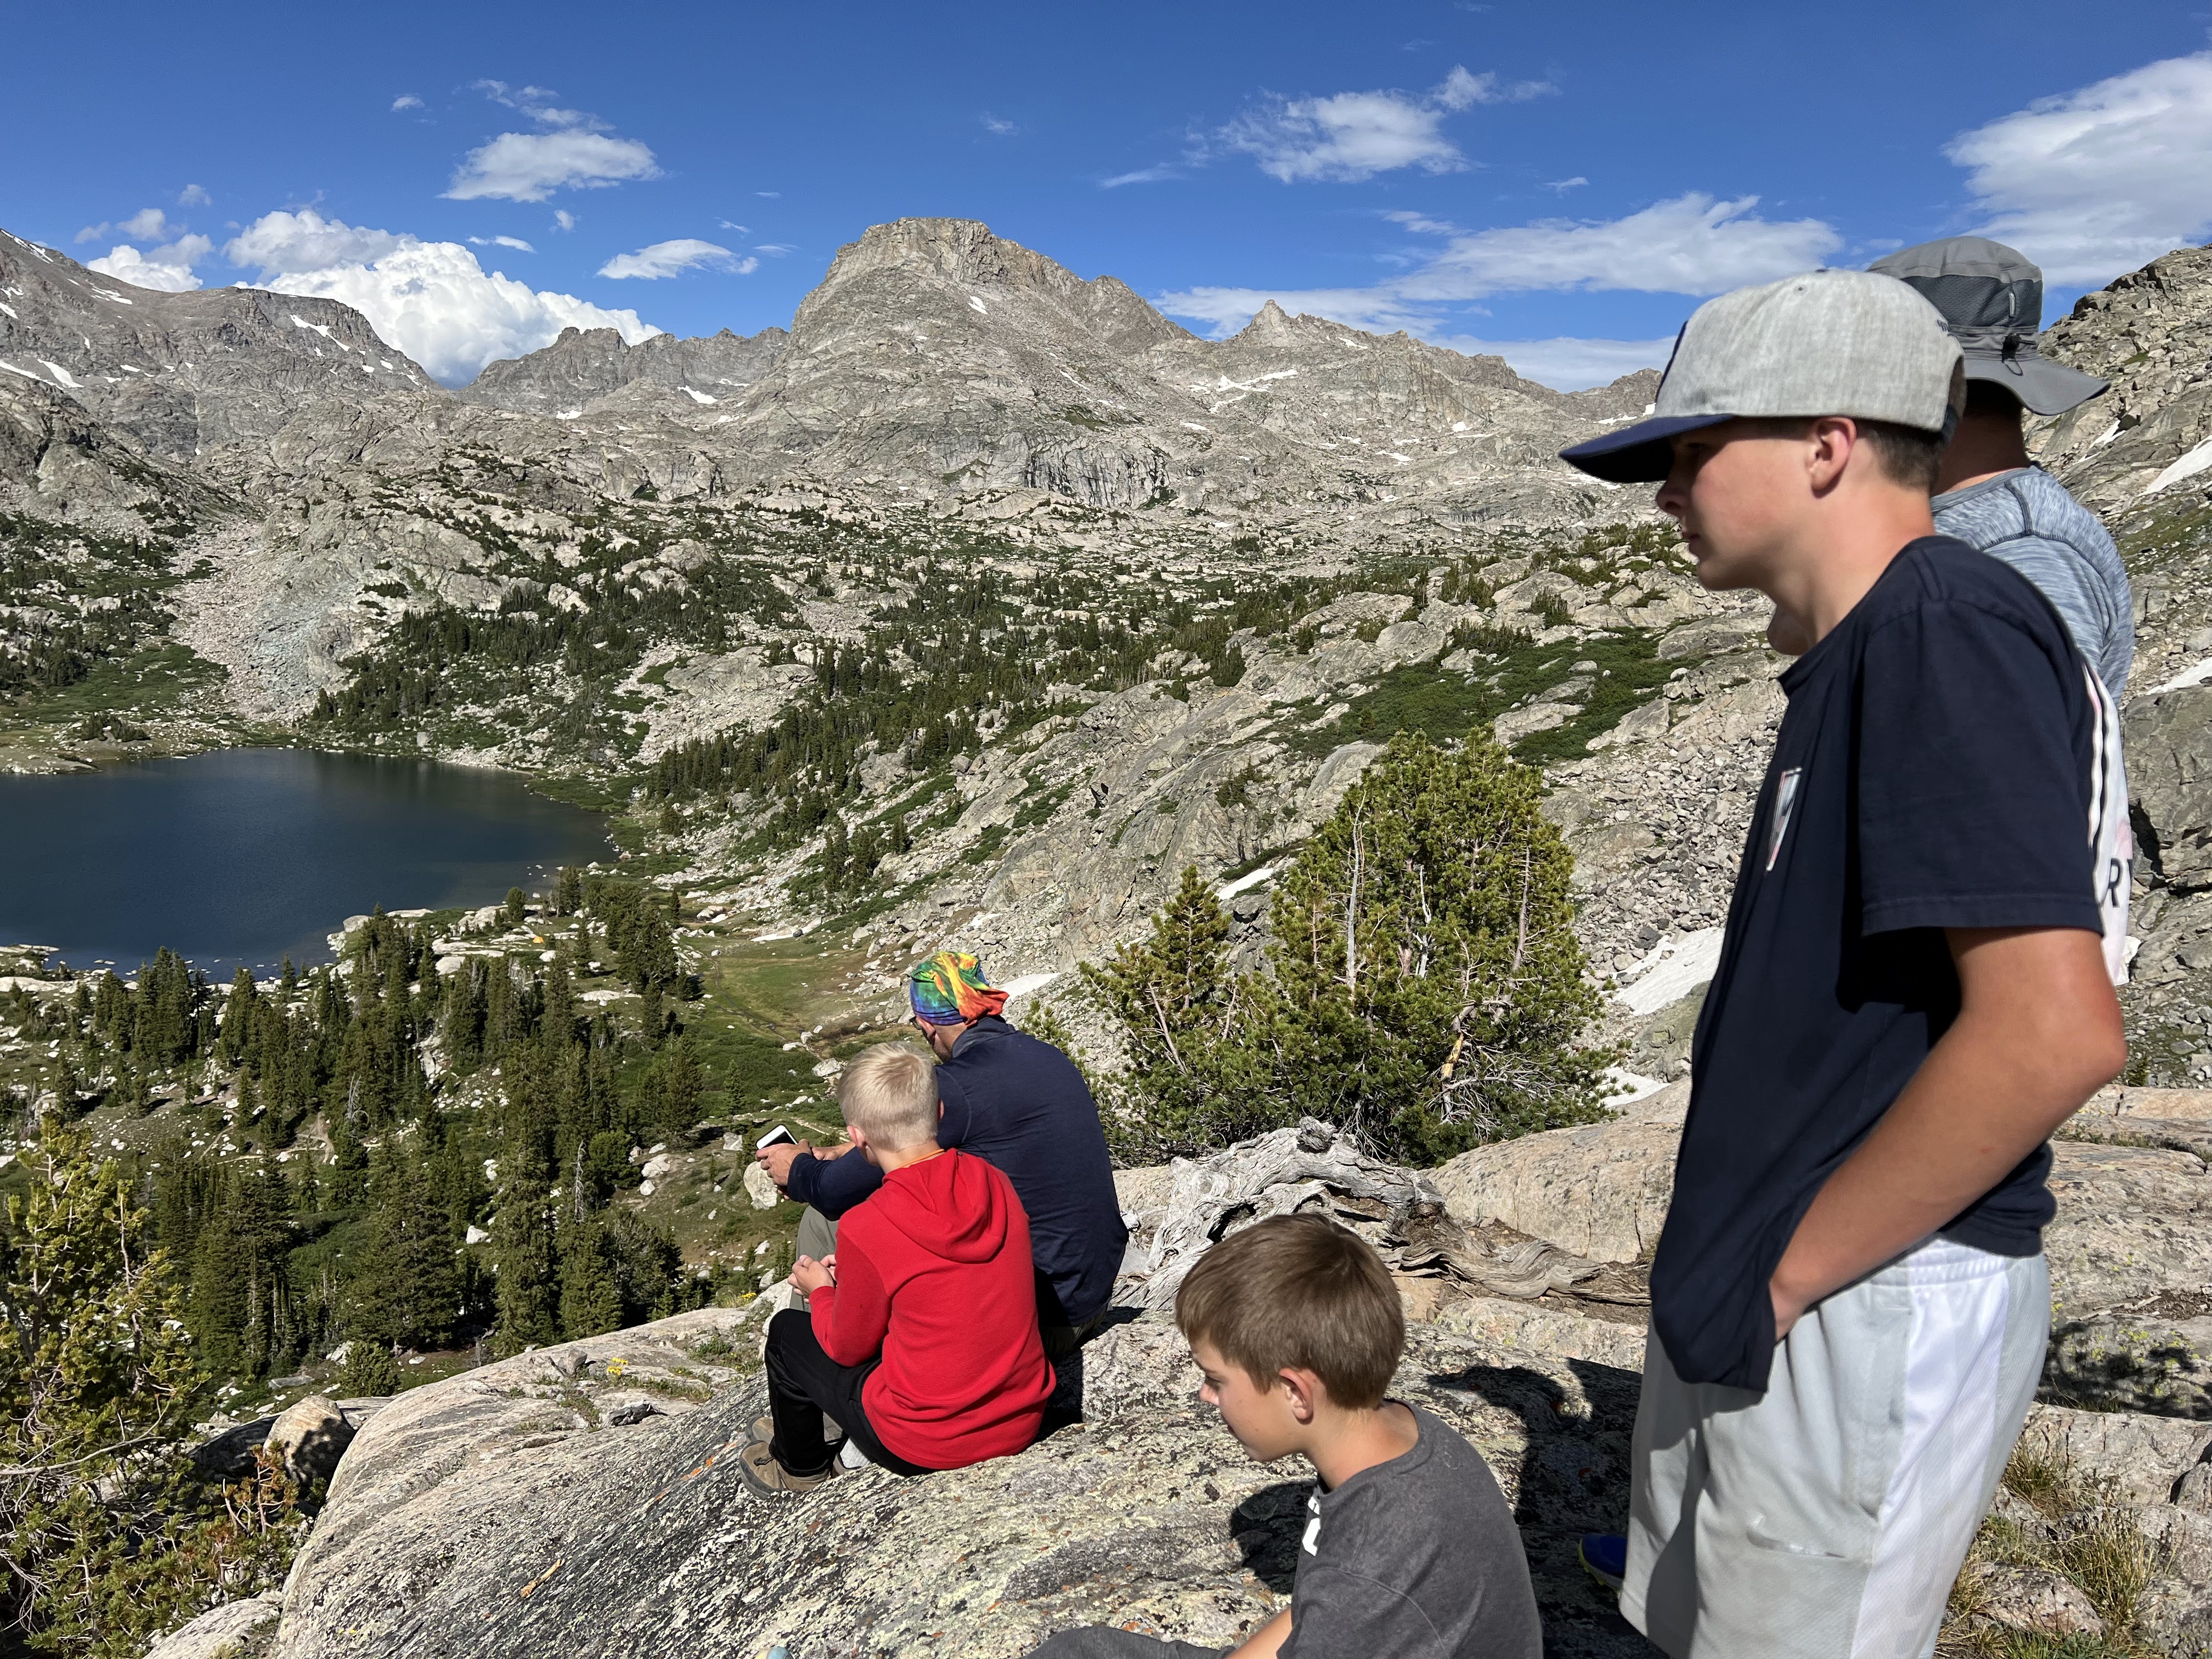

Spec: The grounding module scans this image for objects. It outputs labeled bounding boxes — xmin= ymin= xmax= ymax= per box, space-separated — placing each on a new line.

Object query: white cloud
xmin=87 ymin=235 xmax=213 ymax=294
xmin=474 ymin=80 xmax=601 ymax=131
xmin=753 ymin=242 xmax=793 ymax=255
xmin=1224 ymin=91 xmax=1462 ymax=183
xmin=1101 ymin=165 xmax=1179 ymax=188
xmin=470 ymin=235 xmax=537 ymax=251
xmin=981 ymin=114 xmax=1018 ymax=136
xmin=1435 ymin=66 xmax=1555 ymax=108
xmin=1543 ymin=176 xmax=1588 ymax=192
xmin=1429 ymin=332 xmax=1676 ymax=390
xmin=755 ymin=190 xmax=780 ymax=198
xmin=1381 ymin=209 xmax=1462 ymax=235
xmin=1221 ymin=64 xmax=1551 ymax=183
xmin=1397 ymin=193 xmax=1838 ymax=301
xmin=597 ymin=239 xmax=753 ymax=279
xmin=443 ymin=80 xmax=659 ymax=202
xmin=553 ymin=210 xmax=577 ymax=232
xmin=1158 ymin=193 xmax=1839 ymax=338
xmin=223 ymin=209 xmax=658 ymax=385
xmin=178 ymin=183 xmax=212 ymax=207
xmin=391 ymin=94 xmax=423 ymax=112
xmin=227 ymin=210 xmax=408 ymax=272
xmin=1945 ymin=49 xmax=2212 ymax=286
xmin=77 ymin=207 xmax=182 ymax=245
xmin=446 ymin=131 xmax=661 ymax=202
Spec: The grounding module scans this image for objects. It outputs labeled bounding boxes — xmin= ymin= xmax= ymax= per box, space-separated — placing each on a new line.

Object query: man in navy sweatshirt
xmin=759 ymin=951 xmax=1127 ymax=1359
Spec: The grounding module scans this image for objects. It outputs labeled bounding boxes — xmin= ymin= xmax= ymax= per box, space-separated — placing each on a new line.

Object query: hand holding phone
xmin=756 ymin=1124 xmax=796 ymax=1150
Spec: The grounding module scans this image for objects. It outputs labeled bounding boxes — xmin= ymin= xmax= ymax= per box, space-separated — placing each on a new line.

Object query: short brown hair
xmin=839 ymin=1040 xmax=939 ymax=1150
xmin=1174 ymin=1214 xmax=1403 ymax=1409
xmin=1741 ymin=414 xmax=1946 ymax=494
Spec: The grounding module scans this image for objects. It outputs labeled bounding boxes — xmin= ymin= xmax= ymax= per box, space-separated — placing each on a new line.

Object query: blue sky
xmin=9 ymin=1 xmax=2210 ymax=387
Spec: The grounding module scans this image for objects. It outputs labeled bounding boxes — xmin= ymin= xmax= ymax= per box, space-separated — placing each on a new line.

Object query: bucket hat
xmin=1866 ymin=236 xmax=2107 ymax=416
xmin=1560 ymin=268 xmax=1963 ymax=484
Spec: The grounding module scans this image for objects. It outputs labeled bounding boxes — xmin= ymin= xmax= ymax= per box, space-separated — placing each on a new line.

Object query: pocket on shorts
xmin=1707 ymin=1523 xmax=1869 ymax=1654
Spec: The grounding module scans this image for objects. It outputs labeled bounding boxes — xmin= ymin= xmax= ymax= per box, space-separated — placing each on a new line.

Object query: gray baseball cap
xmin=1560 ymin=268 xmax=1964 ymax=484
xmin=1866 ymin=236 xmax=2107 ymax=416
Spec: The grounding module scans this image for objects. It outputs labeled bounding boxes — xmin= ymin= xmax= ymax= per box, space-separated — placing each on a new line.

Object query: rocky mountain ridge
xmin=0 ymin=229 xmax=438 ymax=461
xmin=454 ymin=323 xmax=789 ymax=419
xmin=457 ymin=217 xmax=1659 ymax=521
xmin=6 ymin=223 xmax=2212 ymax=1096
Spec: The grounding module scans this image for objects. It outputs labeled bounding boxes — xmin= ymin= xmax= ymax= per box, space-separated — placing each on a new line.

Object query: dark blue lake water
xmin=0 ymin=748 xmax=610 ymax=975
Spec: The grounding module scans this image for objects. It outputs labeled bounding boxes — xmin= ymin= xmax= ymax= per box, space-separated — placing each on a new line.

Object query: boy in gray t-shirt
xmin=1025 ymin=1215 xmax=1540 ymax=1659
xmin=1870 ymin=237 xmax=2134 ymax=693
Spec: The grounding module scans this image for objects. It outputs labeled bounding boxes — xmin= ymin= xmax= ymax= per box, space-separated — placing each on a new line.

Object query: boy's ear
xmin=1278 ymin=1368 xmax=1321 ymax=1424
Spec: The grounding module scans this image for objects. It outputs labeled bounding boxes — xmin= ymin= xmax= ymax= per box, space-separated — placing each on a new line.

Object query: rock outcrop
xmin=2128 ymin=683 xmax=2212 ymax=884
xmin=252 ymin=1099 xmax=2212 ymax=1658
xmin=266 ymin=1304 xmax=1656 ymax=1659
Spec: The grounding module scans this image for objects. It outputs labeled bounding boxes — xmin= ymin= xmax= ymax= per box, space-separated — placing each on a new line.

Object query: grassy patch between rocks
xmin=1283 ymin=628 xmax=1674 ymax=763
xmin=1939 ymin=1449 xmax=2164 ymax=1658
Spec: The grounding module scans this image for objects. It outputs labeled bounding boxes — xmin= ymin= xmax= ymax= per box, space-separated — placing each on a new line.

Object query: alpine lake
xmin=0 ymin=748 xmax=614 ymax=977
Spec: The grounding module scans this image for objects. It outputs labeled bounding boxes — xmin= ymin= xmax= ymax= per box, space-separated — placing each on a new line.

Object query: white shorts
xmin=1623 ymin=1236 xmax=2049 ymax=1659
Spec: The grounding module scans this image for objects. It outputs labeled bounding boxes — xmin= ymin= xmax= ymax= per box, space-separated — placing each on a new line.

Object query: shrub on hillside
xmin=1085 ymin=731 xmax=1615 ymax=1166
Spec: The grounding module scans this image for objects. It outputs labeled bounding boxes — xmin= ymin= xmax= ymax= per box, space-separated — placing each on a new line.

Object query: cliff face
xmin=2035 ymin=244 xmax=2212 ymax=517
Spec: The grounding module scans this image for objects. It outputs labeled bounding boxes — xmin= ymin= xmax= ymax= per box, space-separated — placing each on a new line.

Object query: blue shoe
xmin=1579 ymin=1533 xmax=1627 ymax=1593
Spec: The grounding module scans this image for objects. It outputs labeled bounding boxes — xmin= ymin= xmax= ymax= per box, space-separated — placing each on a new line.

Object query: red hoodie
xmin=809 ymin=1148 xmax=1055 ymax=1470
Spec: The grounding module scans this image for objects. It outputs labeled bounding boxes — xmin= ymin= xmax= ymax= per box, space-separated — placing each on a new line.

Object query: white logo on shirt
xmin=1765 ymin=768 xmax=1804 ymax=872
xmin=1302 ymin=1489 xmax=1322 ymax=1555
xmin=2082 ymin=663 xmax=2132 ymax=986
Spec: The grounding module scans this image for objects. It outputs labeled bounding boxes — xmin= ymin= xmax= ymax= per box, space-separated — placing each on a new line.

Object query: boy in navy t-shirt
xmin=1558 ymin=270 xmax=2128 ymax=1659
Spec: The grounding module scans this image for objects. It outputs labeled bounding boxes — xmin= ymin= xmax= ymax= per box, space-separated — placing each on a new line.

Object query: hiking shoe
xmin=1579 ymin=1533 xmax=1627 ymax=1594
xmin=737 ymin=1439 xmax=834 ymax=1498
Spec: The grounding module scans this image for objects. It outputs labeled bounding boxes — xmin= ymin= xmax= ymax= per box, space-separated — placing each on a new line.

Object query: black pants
xmin=764 ymin=1310 xmax=932 ymax=1478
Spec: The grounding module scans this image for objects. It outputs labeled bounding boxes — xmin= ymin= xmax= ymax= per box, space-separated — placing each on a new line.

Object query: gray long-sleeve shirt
xmin=1932 ymin=467 xmax=2134 ymax=695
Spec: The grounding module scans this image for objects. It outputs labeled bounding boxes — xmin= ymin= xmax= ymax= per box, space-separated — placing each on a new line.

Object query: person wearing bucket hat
xmin=1870 ymin=236 xmax=2134 ymax=694
xmin=1561 ymin=270 xmax=2131 ymax=1657
xmin=757 ymin=950 xmax=1127 ymax=1363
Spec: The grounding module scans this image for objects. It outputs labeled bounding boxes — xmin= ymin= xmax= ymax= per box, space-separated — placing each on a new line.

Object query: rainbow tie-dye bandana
xmin=907 ymin=950 xmax=1009 ymax=1025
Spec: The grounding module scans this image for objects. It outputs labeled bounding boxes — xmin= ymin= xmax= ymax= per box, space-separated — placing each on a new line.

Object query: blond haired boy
xmin=740 ymin=1040 xmax=1054 ymax=1493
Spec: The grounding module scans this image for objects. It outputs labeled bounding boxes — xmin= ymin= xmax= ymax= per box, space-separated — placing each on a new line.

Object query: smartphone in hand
xmin=756 ymin=1124 xmax=797 ymax=1150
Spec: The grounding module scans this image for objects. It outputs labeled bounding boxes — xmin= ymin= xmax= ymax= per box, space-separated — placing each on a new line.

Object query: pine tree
xmin=1091 ymin=733 xmax=1615 ymax=1165
xmin=1081 ymin=867 xmax=1271 ymax=1159
xmin=556 ymin=1220 xmax=620 ymax=1339
xmin=0 ymin=1117 xmax=283 ymax=1655
xmin=490 ymin=1077 xmax=560 ymax=1355
xmin=1254 ymin=730 xmax=1613 ymax=1162
xmin=218 ymin=969 xmax=258 ymax=1067
xmin=340 ymin=1338 xmax=402 ymax=1397
xmin=345 ymin=1142 xmax=455 ymax=1355
xmin=603 ymin=1211 xmax=682 ymax=1325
